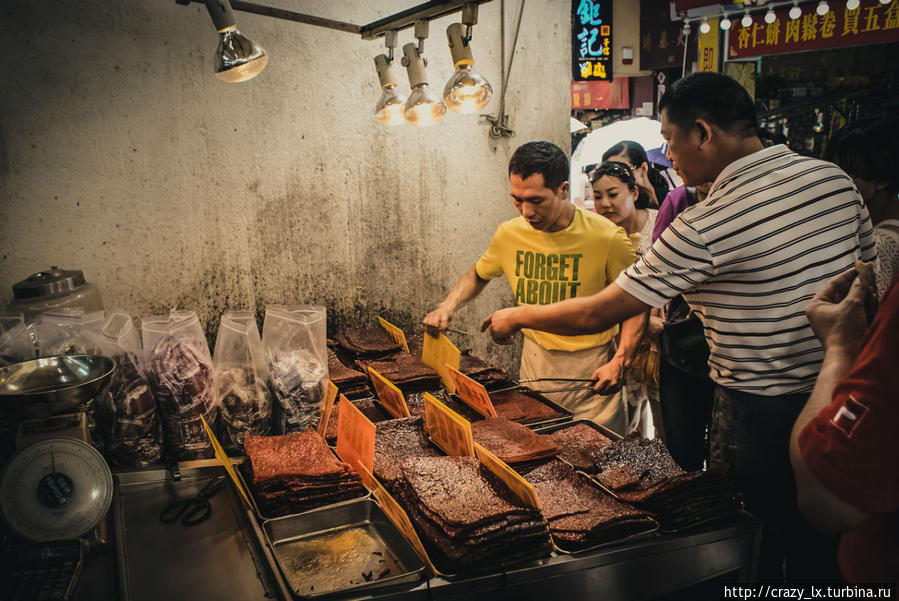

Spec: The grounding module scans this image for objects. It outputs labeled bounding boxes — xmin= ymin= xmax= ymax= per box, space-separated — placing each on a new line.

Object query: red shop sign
xmin=571 ymin=78 xmax=630 ymax=110
xmin=728 ymin=0 xmax=899 ymax=59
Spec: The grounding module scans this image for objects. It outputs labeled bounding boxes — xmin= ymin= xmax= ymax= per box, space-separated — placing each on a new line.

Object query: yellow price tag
xmin=422 ymin=333 xmax=461 ymax=391
xmin=335 ymin=399 xmax=376 ymax=486
xmin=377 ymin=316 xmax=410 ymax=353
xmin=423 ymin=392 xmax=475 ymax=457
xmin=474 ymin=442 xmax=542 ymax=512
xmin=368 ymin=367 xmax=411 ymax=419
xmin=200 ymin=415 xmax=255 ymax=513
xmin=317 ymin=381 xmax=339 ymax=437
xmin=357 ymin=463 xmax=439 ymax=575
xmin=447 ymin=366 xmax=497 ymax=418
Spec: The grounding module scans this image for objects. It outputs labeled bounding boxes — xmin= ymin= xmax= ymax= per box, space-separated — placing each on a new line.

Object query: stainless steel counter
xmin=80 ymin=465 xmax=760 ymax=601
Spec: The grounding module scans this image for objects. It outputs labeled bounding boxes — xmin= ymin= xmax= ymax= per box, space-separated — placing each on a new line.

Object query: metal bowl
xmin=0 ymin=355 xmax=116 ymax=415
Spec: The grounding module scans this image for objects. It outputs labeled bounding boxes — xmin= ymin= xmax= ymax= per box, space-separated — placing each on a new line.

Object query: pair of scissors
xmin=159 ymin=476 xmax=225 ymax=526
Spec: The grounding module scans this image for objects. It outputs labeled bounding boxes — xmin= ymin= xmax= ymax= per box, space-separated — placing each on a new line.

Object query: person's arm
xmin=592 ymin=311 xmax=648 ymax=394
xmin=789 ymin=268 xmax=873 ymax=534
xmin=481 ymin=283 xmax=650 ymax=344
xmin=423 ymin=266 xmax=489 ymax=336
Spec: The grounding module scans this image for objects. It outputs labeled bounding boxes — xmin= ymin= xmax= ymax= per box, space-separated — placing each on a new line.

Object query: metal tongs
xmin=491 ymin=377 xmax=598 ymax=394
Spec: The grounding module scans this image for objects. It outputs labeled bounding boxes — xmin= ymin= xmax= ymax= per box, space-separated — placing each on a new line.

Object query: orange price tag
xmin=447 ymin=366 xmax=497 ymax=418
xmin=422 ymin=333 xmax=461 ymax=392
xmin=201 ymin=416 xmax=255 ymax=513
xmin=423 ymin=392 xmax=475 ymax=457
xmin=317 ymin=381 xmax=339 ymax=436
xmin=377 ymin=316 xmax=410 ymax=353
xmin=357 ymin=463 xmax=439 ymax=575
xmin=368 ymin=367 xmax=411 ymax=418
xmin=474 ymin=442 xmax=542 ymax=512
xmin=336 ymin=399 xmax=376 ymax=486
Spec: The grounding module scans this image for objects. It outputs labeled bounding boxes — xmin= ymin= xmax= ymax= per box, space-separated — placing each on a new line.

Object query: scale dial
xmin=0 ymin=438 xmax=113 ymax=541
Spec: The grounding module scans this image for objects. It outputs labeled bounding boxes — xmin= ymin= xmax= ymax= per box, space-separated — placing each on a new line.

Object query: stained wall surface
xmin=0 ymin=0 xmax=570 ymax=373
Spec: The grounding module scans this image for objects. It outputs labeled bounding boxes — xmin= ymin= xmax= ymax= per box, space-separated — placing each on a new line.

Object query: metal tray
xmin=262 ymin=498 xmax=426 ymax=599
xmin=449 ymin=387 xmax=574 ymax=430
xmin=535 ymin=419 xmax=623 ymax=474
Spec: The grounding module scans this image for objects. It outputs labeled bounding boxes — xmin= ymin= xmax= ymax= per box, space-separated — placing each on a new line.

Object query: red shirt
xmin=798 ymin=277 xmax=899 ymax=582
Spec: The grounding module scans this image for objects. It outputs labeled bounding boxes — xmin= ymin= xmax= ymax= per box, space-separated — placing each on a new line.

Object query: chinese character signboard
xmin=573 ymin=0 xmax=613 ymax=81
xmin=640 ymin=0 xmax=696 ymax=71
xmin=571 ymin=79 xmax=630 ymax=109
xmin=728 ymin=0 xmax=899 ymax=58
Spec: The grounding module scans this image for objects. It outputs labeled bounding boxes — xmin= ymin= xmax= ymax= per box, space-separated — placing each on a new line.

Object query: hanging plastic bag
xmin=142 ymin=310 xmax=218 ymax=461
xmin=213 ymin=310 xmax=272 ymax=451
xmin=0 ymin=313 xmax=38 ymax=366
xmin=32 ymin=308 xmax=104 ymax=356
xmin=262 ymin=305 xmax=328 ymax=434
xmin=90 ymin=311 xmax=163 ymax=467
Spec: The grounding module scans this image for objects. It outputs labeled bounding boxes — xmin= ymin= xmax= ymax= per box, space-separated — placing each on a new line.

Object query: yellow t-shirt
xmin=476 ymin=208 xmax=636 ymax=351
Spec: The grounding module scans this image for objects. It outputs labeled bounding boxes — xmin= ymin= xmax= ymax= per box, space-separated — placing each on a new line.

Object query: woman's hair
xmin=602 ymin=140 xmax=648 ymax=167
xmin=823 ymin=118 xmax=899 ymax=194
xmin=589 ymin=161 xmax=652 ymax=209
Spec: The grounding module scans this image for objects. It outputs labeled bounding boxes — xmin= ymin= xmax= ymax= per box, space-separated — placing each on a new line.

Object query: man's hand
xmin=480 ymin=308 xmax=521 ymax=344
xmin=805 ymin=267 xmax=876 ymax=357
xmin=423 ymin=307 xmax=453 ymax=337
xmin=592 ymin=355 xmax=626 ymax=395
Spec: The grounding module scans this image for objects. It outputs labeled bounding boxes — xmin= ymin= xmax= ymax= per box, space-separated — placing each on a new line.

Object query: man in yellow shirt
xmin=424 ymin=141 xmax=637 ymax=432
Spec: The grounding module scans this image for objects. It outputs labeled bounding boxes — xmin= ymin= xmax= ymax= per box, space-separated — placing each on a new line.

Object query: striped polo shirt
xmin=617 ymin=144 xmax=876 ymax=396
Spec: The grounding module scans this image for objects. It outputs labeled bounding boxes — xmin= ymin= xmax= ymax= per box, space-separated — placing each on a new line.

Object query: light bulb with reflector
xmin=846 ymin=0 xmax=860 ymax=8
xmin=789 ymin=2 xmax=802 ymax=19
xmin=443 ymin=24 xmax=493 ymax=114
xmin=720 ymin=17 xmax=732 ymax=30
xmin=817 ymin=1 xmax=830 ymax=15
xmin=401 ymin=43 xmax=446 ymax=126
xmin=880 ymin=0 xmax=891 ymax=4
xmin=765 ymin=8 xmax=776 ymax=23
xmin=742 ymin=12 xmax=753 ymax=27
xmin=204 ymin=0 xmax=267 ymax=83
xmin=699 ymin=18 xmax=711 ymax=33
xmin=373 ymin=54 xmax=408 ymax=126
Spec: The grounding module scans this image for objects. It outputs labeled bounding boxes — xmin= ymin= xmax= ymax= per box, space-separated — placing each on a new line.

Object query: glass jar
xmin=7 ymin=267 xmax=103 ymax=323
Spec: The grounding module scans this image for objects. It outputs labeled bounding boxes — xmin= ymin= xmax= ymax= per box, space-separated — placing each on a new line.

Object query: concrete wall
xmin=0 ymin=0 xmax=571 ymax=373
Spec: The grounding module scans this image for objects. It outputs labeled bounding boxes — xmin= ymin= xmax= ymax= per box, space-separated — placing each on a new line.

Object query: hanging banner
xmin=640 ymin=0 xmax=697 ymax=71
xmin=572 ymin=0 xmax=613 ymax=81
xmin=728 ymin=0 xmax=899 ymax=59
xmin=570 ymin=79 xmax=630 ymax=110
xmin=699 ymin=17 xmax=720 ymax=72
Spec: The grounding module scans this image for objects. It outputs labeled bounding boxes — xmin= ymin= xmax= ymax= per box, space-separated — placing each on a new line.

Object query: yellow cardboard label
xmin=474 ymin=442 xmax=542 ymax=512
xmin=422 ymin=333 xmax=461 ymax=392
xmin=424 ymin=392 xmax=475 ymax=457
xmin=447 ymin=366 xmax=497 ymax=418
xmin=317 ymin=381 xmax=339 ymax=436
xmin=357 ymin=463 xmax=439 ymax=575
xmin=368 ymin=367 xmax=411 ymax=419
xmin=335 ymin=399 xmax=376 ymax=486
xmin=377 ymin=316 xmax=410 ymax=353
xmin=200 ymin=415 xmax=255 ymax=512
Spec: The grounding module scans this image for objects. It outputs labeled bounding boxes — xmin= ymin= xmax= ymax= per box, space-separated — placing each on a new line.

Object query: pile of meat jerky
xmin=592 ymin=434 xmax=742 ymax=529
xmin=323 ymin=398 xmax=391 ymax=444
xmin=523 ymin=460 xmax=655 ymax=551
xmin=354 ymin=353 xmax=441 ymax=394
xmin=403 ymin=389 xmax=481 ymax=422
xmin=394 ymin=456 xmax=552 ymax=574
xmin=373 ymin=416 xmax=441 ymax=494
xmin=243 ymin=430 xmax=366 ymax=517
xmin=470 ymin=417 xmax=560 ymax=470
xmin=216 ymin=366 xmax=271 ymax=450
xmin=547 ymin=422 xmax=614 ymax=471
xmin=488 ymin=388 xmax=567 ymax=425
xmin=335 ymin=327 xmax=402 ymax=357
xmin=406 ymin=335 xmax=508 ymax=388
xmin=327 ymin=347 xmax=371 ymax=399
xmin=269 ymin=349 xmax=326 ymax=433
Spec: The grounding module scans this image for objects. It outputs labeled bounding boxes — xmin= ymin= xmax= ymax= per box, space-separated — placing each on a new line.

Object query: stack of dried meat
xmin=355 ymin=353 xmax=441 ymax=394
xmin=394 ymin=456 xmax=552 ymax=574
xmin=488 ymin=388 xmax=567 ymax=425
xmin=323 ymin=398 xmax=391 ymax=444
xmin=404 ymin=390 xmax=481 ymax=422
xmin=335 ymin=327 xmax=402 ymax=358
xmin=327 ymin=347 xmax=371 ymax=399
xmin=470 ymin=417 xmax=560 ymax=470
xmin=373 ymin=417 xmax=441 ymax=493
xmin=523 ymin=460 xmax=655 ymax=551
xmin=547 ymin=422 xmax=614 ymax=471
xmin=592 ymin=434 xmax=742 ymax=529
xmin=243 ymin=430 xmax=366 ymax=516
xmin=459 ymin=352 xmax=509 ymax=388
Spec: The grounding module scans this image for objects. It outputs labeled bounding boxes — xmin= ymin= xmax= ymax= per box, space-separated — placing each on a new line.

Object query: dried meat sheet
xmin=470 ymin=417 xmax=560 ymax=465
xmin=373 ymin=417 xmax=441 ymax=489
xmin=355 ymin=353 xmax=441 ymax=391
xmin=335 ymin=327 xmax=402 ymax=357
xmin=548 ymin=422 xmax=614 ymax=471
xmin=489 ymin=389 xmax=565 ymax=424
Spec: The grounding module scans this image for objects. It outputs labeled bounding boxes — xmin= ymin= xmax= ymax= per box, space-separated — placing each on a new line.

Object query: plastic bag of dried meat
xmin=90 ymin=311 xmax=163 ymax=467
xmin=213 ymin=311 xmax=272 ymax=451
xmin=0 ymin=313 xmax=38 ymax=366
xmin=142 ymin=310 xmax=219 ymax=461
xmin=262 ymin=305 xmax=328 ymax=434
xmin=32 ymin=308 xmax=104 ymax=356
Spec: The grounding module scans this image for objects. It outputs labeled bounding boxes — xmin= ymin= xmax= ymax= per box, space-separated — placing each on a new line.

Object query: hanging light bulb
xmin=699 ymin=18 xmax=711 ymax=34
xmin=443 ymin=23 xmax=493 ymax=114
xmin=789 ymin=1 xmax=802 ymax=19
xmin=880 ymin=0 xmax=891 ymax=4
xmin=846 ymin=0 xmax=860 ymax=8
xmin=203 ymin=0 xmax=267 ymax=83
xmin=720 ymin=16 xmax=733 ymax=30
xmin=373 ymin=55 xmax=408 ymax=126
xmin=765 ymin=7 xmax=777 ymax=23
xmin=817 ymin=1 xmax=830 ymax=15
xmin=741 ymin=11 xmax=753 ymax=27
xmin=401 ymin=41 xmax=446 ymax=126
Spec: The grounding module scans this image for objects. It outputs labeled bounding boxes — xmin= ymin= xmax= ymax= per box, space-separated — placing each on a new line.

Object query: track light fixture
xmin=373 ymin=31 xmax=407 ymax=126
xmin=203 ymin=0 xmax=267 ymax=83
xmin=401 ymin=21 xmax=447 ymax=127
xmin=846 ymin=0 xmax=860 ymax=9
xmin=765 ymin=7 xmax=777 ymax=22
xmin=741 ymin=10 xmax=753 ymax=27
xmin=699 ymin=18 xmax=711 ymax=33
xmin=443 ymin=7 xmax=493 ymax=115
xmin=817 ymin=1 xmax=830 ymax=15
xmin=789 ymin=0 xmax=802 ymax=19
xmin=720 ymin=16 xmax=732 ymax=30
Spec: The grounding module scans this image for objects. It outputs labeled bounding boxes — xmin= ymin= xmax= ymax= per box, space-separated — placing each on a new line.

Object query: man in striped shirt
xmin=482 ymin=72 xmax=875 ymax=581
